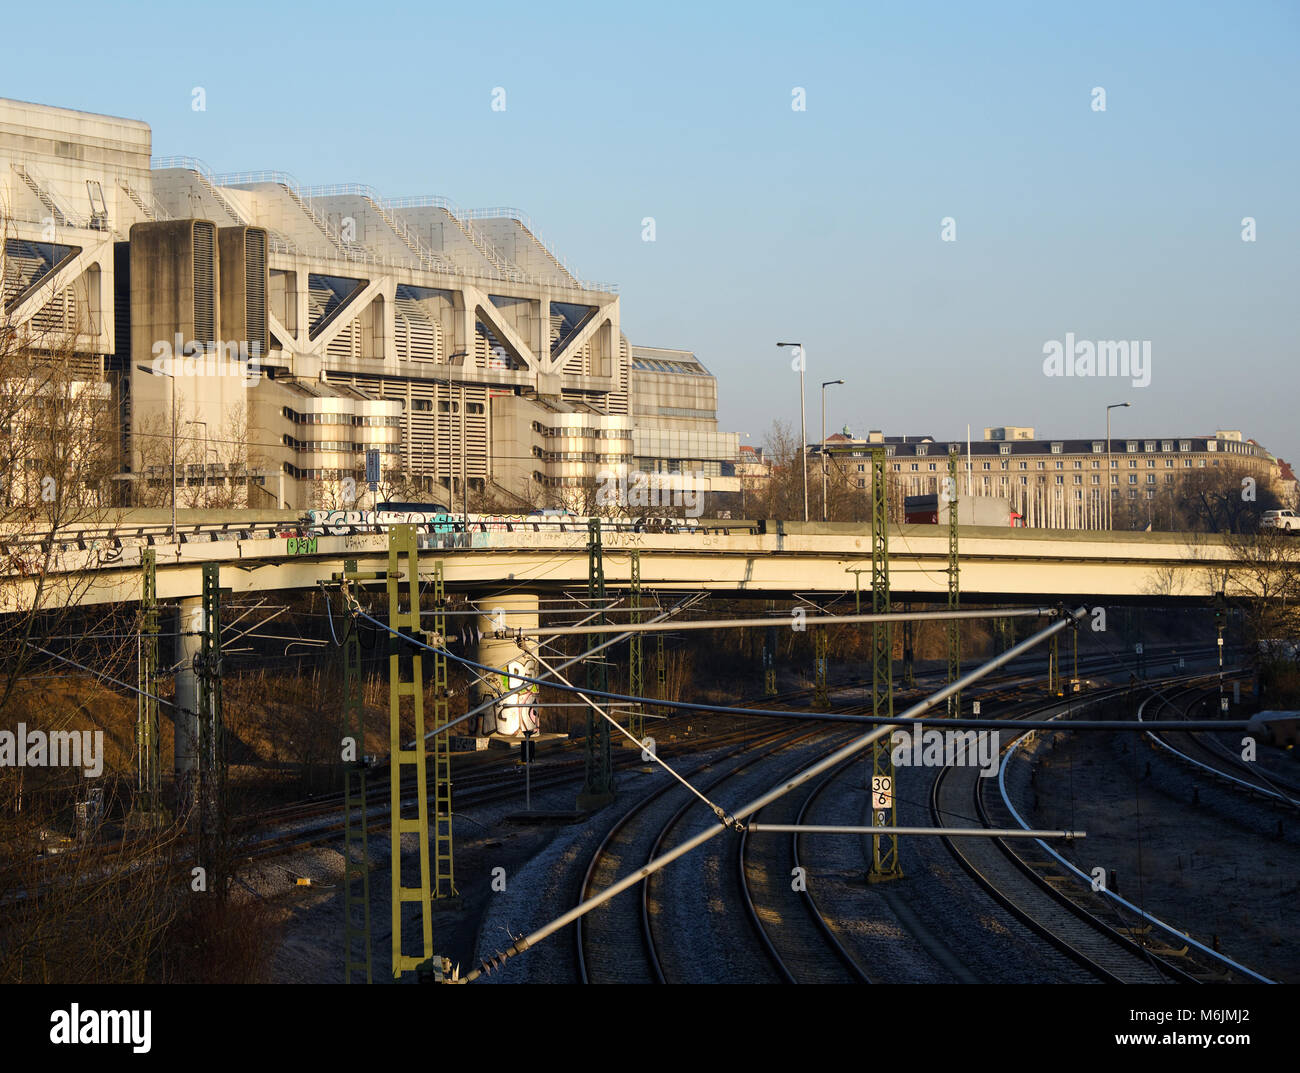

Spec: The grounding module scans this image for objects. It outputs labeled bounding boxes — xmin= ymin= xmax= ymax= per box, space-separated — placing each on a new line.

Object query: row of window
xmin=891 ymin=458 xmax=1219 ymax=473
xmin=282 ymin=435 xmax=401 ymax=454
xmin=541 ymin=452 xmax=631 ymax=464
xmin=281 ymin=407 xmax=402 ymax=428
xmin=411 ymin=400 xmax=486 ymax=415
xmin=530 ymin=421 xmax=630 ymax=439
xmin=868 ymin=438 xmax=1230 ymax=458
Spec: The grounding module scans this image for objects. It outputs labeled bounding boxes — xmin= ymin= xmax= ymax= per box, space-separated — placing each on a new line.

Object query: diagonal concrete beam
xmin=461 ymin=284 xmax=538 ymax=371
xmin=545 ymin=301 xmax=615 ymax=375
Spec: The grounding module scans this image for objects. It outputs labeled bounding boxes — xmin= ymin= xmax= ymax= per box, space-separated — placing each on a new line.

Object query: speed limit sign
xmin=871 ymin=774 xmax=893 ymax=810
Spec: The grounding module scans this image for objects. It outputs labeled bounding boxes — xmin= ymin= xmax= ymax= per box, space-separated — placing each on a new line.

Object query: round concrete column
xmin=173 ymin=597 xmax=202 ymax=795
xmin=473 ymin=594 xmax=540 ymax=737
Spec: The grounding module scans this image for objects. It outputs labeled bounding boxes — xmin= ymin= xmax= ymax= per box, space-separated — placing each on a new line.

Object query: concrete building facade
xmin=0 ymin=98 xmax=738 ymax=512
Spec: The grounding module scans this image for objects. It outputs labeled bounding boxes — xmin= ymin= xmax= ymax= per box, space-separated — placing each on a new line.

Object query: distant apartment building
xmin=0 ymin=98 xmax=738 ymax=513
xmin=814 ymin=425 xmax=1287 ymax=529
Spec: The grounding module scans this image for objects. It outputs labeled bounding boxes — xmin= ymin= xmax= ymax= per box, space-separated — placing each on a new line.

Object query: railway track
xmin=1139 ymin=683 xmax=1300 ymax=808
xmin=933 ymin=686 xmax=1193 ymax=982
xmin=738 ymin=753 xmax=873 ymax=983
xmin=576 ymin=724 xmax=847 ymax=983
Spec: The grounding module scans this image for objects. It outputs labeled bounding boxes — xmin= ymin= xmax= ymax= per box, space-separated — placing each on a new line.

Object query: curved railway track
xmin=933 ymin=685 xmax=1197 ymax=983
xmin=576 ymin=725 xmax=847 ymax=983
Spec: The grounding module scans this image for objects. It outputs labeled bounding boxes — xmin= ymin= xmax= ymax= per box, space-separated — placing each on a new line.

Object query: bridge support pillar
xmin=174 ymin=595 xmax=202 ymax=814
xmin=474 ymin=593 xmax=541 ymax=737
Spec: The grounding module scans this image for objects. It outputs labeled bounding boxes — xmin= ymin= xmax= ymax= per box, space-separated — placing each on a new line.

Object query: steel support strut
xmin=947 ymin=449 xmax=961 ymax=717
xmin=628 ymin=550 xmax=644 ymax=743
xmin=388 ymin=525 xmax=433 ymax=977
xmin=578 ymin=519 xmax=614 ymax=807
xmin=341 ymin=559 xmax=372 ymax=984
xmin=813 ymin=625 xmax=829 ymax=710
xmin=130 ymin=548 xmax=164 ymax=826
xmin=430 ymin=560 xmax=456 ymax=899
xmin=196 ymin=563 xmax=226 ymax=894
xmin=869 ymin=447 xmax=901 ymax=880
xmin=763 ymin=598 xmax=778 ymax=697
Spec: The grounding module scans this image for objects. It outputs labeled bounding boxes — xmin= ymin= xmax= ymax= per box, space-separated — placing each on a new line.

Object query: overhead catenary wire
xmin=465 ymin=605 xmax=1056 ymax=640
xmin=526 ymin=644 xmax=738 ymax=828
xmin=456 ymin=605 xmax=1093 ymax=982
xmin=350 ymin=605 xmax=1252 ymax=734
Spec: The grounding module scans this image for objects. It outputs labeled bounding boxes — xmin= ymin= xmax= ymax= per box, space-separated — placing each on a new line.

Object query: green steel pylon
xmin=946 ymin=450 xmax=961 ymax=718
xmin=901 ymin=600 xmax=916 ymax=690
xmin=130 ymin=548 xmax=164 ymax=826
xmin=430 ymin=560 xmax=456 ymax=900
xmin=387 ymin=525 xmax=432 ymax=977
xmin=869 ymin=448 xmax=901 ymax=881
xmin=763 ymin=599 xmax=778 ymax=697
xmin=196 ymin=563 xmax=227 ymax=895
xmin=657 ymin=620 xmax=668 ymax=710
xmin=813 ymin=625 xmax=829 ymax=709
xmin=340 ymin=559 xmax=372 ymax=984
xmin=628 ymin=550 xmax=644 ymax=742
xmin=578 ymin=518 xmax=614 ymax=807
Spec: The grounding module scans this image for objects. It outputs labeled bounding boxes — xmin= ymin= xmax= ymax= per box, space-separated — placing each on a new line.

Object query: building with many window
xmin=0 ymin=97 xmax=737 ymax=512
xmin=815 ymin=425 xmax=1288 ymax=529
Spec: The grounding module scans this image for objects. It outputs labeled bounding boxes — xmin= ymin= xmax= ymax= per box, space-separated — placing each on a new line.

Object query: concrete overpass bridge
xmin=1 ymin=514 xmax=1251 ymax=613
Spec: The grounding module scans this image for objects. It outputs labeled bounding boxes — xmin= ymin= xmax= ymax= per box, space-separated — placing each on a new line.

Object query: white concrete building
xmin=0 ymin=98 xmax=739 ymax=512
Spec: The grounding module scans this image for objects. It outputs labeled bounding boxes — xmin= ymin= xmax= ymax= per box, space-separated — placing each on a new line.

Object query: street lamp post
xmin=776 ymin=343 xmax=809 ymax=522
xmin=820 ymin=379 xmax=844 ymax=522
xmin=184 ymin=419 xmax=209 ymax=507
xmin=1106 ymin=402 xmax=1130 ymax=531
xmin=137 ymin=363 xmax=177 ymax=543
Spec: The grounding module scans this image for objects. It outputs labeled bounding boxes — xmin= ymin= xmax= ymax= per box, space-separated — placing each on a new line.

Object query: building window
xmin=1161 ymin=440 xmax=1173 ymax=452
xmin=916 ymin=445 xmax=928 ymax=456
xmin=1000 ymin=444 xmax=1012 ymax=455
xmin=1144 ymin=441 xmax=1156 ymax=452
xmin=1050 ymin=442 xmax=1063 ymax=454
xmin=982 ymin=462 xmax=991 ymax=470
xmin=1179 ymin=440 xmax=1191 ymax=451
xmin=1126 ymin=441 xmax=1137 ymax=452
xmin=1092 ymin=441 xmax=1103 ymax=453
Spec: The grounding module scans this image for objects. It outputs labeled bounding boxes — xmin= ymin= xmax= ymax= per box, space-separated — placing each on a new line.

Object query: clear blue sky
xmin=7 ymin=1 xmax=1297 ymax=459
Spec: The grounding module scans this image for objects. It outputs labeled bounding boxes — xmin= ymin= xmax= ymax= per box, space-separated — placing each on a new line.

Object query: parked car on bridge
xmin=1261 ymin=509 xmax=1299 ymax=532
